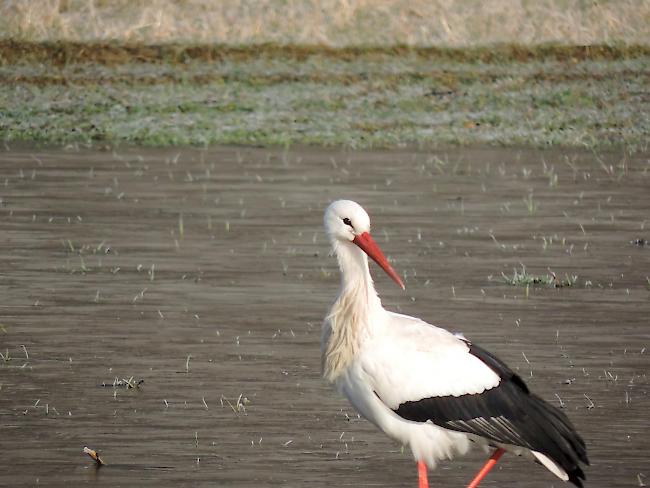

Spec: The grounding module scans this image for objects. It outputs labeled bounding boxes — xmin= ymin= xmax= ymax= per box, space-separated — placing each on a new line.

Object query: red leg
xmin=417 ymin=460 xmax=429 ymax=488
xmin=467 ymin=448 xmax=505 ymax=488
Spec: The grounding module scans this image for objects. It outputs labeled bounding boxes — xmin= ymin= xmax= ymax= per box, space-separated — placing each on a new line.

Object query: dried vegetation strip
xmin=2 ymin=40 xmax=650 ymax=67
xmin=3 ymin=0 xmax=649 ymax=46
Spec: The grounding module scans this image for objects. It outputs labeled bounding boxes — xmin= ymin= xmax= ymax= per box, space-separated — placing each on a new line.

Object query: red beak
xmin=353 ymin=232 xmax=405 ymax=290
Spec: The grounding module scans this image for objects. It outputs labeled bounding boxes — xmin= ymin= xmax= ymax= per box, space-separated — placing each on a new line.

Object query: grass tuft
xmin=501 ymin=265 xmax=577 ymax=288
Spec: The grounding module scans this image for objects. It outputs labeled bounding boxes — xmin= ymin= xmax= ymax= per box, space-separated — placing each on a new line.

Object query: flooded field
xmin=0 ymin=145 xmax=648 ymax=487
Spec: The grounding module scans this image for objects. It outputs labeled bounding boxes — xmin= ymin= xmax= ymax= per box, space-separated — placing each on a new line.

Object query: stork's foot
xmin=467 ymin=448 xmax=505 ymax=488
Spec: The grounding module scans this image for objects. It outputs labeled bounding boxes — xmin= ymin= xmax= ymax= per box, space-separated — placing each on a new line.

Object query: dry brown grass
xmin=2 ymin=0 xmax=649 ymax=46
xmin=3 ymin=41 xmax=647 ymax=67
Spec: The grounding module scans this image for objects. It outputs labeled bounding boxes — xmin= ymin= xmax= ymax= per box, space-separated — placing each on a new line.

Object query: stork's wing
xmin=362 ymin=316 xmax=588 ymax=486
xmin=361 ymin=314 xmax=501 ymax=407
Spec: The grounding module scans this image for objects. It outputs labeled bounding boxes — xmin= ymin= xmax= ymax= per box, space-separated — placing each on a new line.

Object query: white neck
xmin=321 ymin=240 xmax=383 ymax=382
xmin=334 ymin=240 xmax=380 ymax=304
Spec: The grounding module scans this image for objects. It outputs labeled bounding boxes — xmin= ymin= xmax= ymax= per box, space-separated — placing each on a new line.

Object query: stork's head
xmin=324 ymin=200 xmax=404 ymax=289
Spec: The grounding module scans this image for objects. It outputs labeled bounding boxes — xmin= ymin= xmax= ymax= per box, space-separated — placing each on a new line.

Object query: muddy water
xmin=0 ymin=145 xmax=648 ymax=488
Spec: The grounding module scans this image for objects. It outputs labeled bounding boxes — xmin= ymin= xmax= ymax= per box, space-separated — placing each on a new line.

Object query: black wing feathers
xmin=468 ymin=342 xmax=529 ymax=393
xmin=391 ymin=341 xmax=588 ymax=487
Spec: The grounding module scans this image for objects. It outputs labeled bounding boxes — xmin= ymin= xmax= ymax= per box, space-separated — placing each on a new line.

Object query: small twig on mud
xmin=99 ymin=377 xmax=144 ymax=389
xmin=220 ymin=394 xmax=249 ymax=416
xmin=83 ymin=446 xmax=105 ymax=466
xmin=637 ymin=472 xmax=646 ymax=487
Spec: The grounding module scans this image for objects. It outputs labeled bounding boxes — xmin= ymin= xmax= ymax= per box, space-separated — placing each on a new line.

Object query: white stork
xmin=321 ymin=200 xmax=588 ymax=488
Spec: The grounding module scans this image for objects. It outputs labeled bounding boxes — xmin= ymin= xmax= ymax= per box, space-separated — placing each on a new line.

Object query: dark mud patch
xmin=0 ymin=145 xmax=648 ymax=487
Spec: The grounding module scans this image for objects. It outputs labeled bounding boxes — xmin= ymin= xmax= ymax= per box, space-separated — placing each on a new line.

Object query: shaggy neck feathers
xmin=322 ymin=240 xmax=381 ymax=382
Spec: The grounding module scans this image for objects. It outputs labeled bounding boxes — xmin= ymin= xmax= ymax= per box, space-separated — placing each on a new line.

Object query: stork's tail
xmin=467 ymin=342 xmax=589 ymax=486
xmin=526 ymin=392 xmax=589 ymax=487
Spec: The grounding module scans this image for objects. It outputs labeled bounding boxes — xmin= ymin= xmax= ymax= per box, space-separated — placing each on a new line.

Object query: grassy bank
xmin=1 ymin=41 xmax=649 ymax=150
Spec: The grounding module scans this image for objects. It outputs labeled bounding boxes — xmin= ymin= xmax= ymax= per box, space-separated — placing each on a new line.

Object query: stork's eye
xmin=343 ymin=217 xmax=353 ymax=227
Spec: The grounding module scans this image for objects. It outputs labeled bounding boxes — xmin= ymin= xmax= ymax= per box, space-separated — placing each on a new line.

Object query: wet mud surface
xmin=0 ymin=145 xmax=648 ymax=487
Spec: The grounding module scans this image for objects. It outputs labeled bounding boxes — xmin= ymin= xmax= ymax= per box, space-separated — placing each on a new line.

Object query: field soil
xmin=0 ymin=145 xmax=648 ymax=487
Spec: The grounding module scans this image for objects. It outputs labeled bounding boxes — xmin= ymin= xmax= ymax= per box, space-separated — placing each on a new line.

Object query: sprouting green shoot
xmin=501 ymin=265 xmax=577 ymax=288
